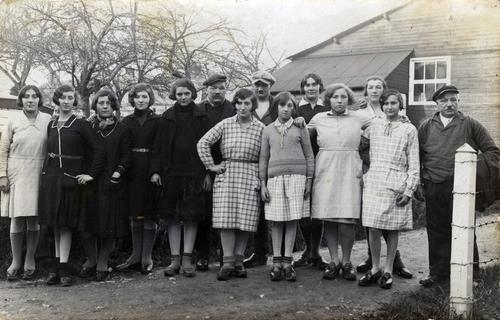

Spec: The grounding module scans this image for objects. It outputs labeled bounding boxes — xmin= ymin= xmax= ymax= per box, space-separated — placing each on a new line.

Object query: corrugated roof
xmin=271 ymin=50 xmax=413 ymax=93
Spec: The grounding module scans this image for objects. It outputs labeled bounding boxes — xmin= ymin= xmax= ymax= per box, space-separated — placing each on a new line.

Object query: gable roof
xmin=287 ymin=0 xmax=415 ymax=61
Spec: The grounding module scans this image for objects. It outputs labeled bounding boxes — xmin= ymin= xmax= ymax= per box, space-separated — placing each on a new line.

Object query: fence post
xmin=449 ymin=143 xmax=477 ymax=319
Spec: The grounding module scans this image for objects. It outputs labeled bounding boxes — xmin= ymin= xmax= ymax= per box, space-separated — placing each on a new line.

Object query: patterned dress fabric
xmin=265 ymin=175 xmax=309 ymax=221
xmin=197 ymin=116 xmax=264 ymax=232
xmin=362 ymin=117 xmax=420 ymax=230
xmin=0 ymin=111 xmax=51 ymax=218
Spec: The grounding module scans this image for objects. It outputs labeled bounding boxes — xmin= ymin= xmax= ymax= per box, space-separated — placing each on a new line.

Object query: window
xmin=409 ymin=56 xmax=451 ymax=105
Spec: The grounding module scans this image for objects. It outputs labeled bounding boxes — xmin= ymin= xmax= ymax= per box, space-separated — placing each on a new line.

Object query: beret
xmin=251 ymin=70 xmax=276 ymax=86
xmin=203 ymin=73 xmax=227 ymax=87
xmin=432 ymin=85 xmax=459 ymax=102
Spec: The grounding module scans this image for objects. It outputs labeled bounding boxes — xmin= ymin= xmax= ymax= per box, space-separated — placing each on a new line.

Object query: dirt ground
xmin=0 ymin=213 xmax=498 ymax=320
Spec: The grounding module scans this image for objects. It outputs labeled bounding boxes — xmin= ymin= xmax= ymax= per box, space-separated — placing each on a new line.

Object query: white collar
xmin=299 ymin=98 xmax=324 ymax=107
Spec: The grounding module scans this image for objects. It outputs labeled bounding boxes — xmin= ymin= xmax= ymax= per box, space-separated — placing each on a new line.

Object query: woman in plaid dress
xmin=359 ymin=89 xmax=419 ymax=289
xmin=197 ymin=88 xmax=265 ymax=281
xmin=259 ymin=92 xmax=314 ymax=281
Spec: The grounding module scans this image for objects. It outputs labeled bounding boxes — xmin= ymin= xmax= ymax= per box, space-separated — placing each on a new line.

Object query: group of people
xmin=0 ymin=70 xmax=498 ymax=291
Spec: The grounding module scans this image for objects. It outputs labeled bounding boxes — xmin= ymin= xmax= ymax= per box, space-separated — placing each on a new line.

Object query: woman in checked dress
xmin=197 ymin=88 xmax=265 ymax=281
xmin=358 ymin=89 xmax=419 ymax=289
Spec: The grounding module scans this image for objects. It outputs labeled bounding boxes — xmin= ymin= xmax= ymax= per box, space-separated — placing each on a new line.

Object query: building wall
xmin=299 ymin=0 xmax=500 ymax=143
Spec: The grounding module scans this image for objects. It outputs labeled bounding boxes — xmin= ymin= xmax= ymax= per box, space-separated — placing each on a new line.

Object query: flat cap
xmin=203 ymin=73 xmax=227 ymax=87
xmin=432 ymin=85 xmax=459 ymax=102
xmin=251 ymin=70 xmax=276 ymax=86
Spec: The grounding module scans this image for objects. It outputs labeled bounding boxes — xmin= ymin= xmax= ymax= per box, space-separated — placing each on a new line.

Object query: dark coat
xmin=253 ymin=96 xmax=276 ymax=126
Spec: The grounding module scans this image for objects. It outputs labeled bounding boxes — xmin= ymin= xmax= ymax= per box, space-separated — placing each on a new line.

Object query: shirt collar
xmin=299 ymin=97 xmax=324 ymax=107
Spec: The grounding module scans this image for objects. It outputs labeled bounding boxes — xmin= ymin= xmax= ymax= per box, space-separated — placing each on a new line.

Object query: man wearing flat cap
xmin=418 ymin=85 xmax=499 ymax=287
xmin=194 ymin=73 xmax=236 ymax=271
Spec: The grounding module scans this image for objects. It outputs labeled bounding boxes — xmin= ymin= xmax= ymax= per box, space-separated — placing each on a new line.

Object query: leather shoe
xmin=22 ymin=269 xmax=37 ymax=281
xmin=269 ymin=264 xmax=282 ymax=281
xmin=419 ymin=275 xmax=447 ymax=288
xmin=292 ymin=255 xmax=311 ymax=268
xmin=115 ymin=260 xmax=141 ymax=272
xmin=163 ymin=264 xmax=181 ymax=277
xmin=380 ymin=272 xmax=393 ymax=289
xmin=95 ymin=271 xmax=110 ymax=282
xmin=311 ymin=257 xmax=328 ymax=270
xmin=217 ymin=266 xmax=234 ymax=281
xmin=234 ymin=265 xmax=247 ymax=278
xmin=243 ymin=253 xmax=267 ymax=268
xmin=358 ymin=270 xmax=382 ymax=286
xmin=79 ymin=265 xmax=96 ymax=278
xmin=60 ymin=275 xmax=73 ymax=287
xmin=393 ymin=266 xmax=413 ymax=279
xmin=141 ymin=263 xmax=153 ymax=275
xmin=356 ymin=257 xmax=372 ymax=273
xmin=196 ymin=259 xmax=209 ymax=271
xmin=283 ymin=265 xmax=297 ymax=282
xmin=6 ymin=269 xmax=21 ymax=282
xmin=342 ymin=262 xmax=357 ymax=281
xmin=46 ymin=272 xmax=60 ymax=285
xmin=323 ymin=262 xmax=340 ymax=280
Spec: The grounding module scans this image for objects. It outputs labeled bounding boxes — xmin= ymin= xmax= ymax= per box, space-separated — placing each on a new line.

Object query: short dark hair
xmin=323 ymin=83 xmax=355 ymax=107
xmin=232 ymin=88 xmax=258 ymax=111
xmin=273 ymin=91 xmax=297 ymax=117
xmin=363 ymin=76 xmax=387 ymax=97
xmin=300 ymin=73 xmax=324 ymax=94
xmin=52 ymin=84 xmax=78 ymax=106
xmin=128 ymin=83 xmax=155 ymax=108
xmin=91 ymin=88 xmax=120 ymax=111
xmin=379 ymin=89 xmax=404 ymax=110
xmin=169 ymin=78 xmax=197 ymax=101
xmin=17 ymin=85 xmax=43 ymax=109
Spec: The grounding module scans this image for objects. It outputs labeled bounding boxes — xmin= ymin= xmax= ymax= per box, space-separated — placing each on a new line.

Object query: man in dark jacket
xmin=194 ymin=73 xmax=235 ymax=271
xmin=418 ymin=85 xmax=499 ymax=287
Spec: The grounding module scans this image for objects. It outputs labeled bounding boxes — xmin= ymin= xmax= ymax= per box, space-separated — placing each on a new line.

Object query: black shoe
xmin=46 ymin=272 xmax=60 ymax=285
xmin=323 ymin=262 xmax=340 ymax=280
xmin=419 ymin=275 xmax=447 ymax=288
xmin=356 ymin=257 xmax=372 ymax=273
xmin=234 ymin=265 xmax=247 ymax=278
xmin=311 ymin=257 xmax=328 ymax=270
xmin=269 ymin=264 xmax=282 ymax=281
xmin=115 ymin=260 xmax=141 ymax=272
xmin=95 ymin=271 xmax=110 ymax=282
xmin=6 ymin=269 xmax=21 ymax=282
xmin=22 ymin=269 xmax=37 ymax=281
xmin=217 ymin=266 xmax=235 ymax=281
xmin=342 ymin=262 xmax=357 ymax=281
xmin=141 ymin=262 xmax=153 ymax=275
xmin=60 ymin=276 xmax=73 ymax=287
xmin=79 ymin=265 xmax=96 ymax=279
xmin=380 ymin=272 xmax=393 ymax=289
xmin=283 ymin=265 xmax=297 ymax=281
xmin=358 ymin=270 xmax=382 ymax=287
xmin=243 ymin=253 xmax=267 ymax=268
xmin=292 ymin=255 xmax=311 ymax=268
xmin=196 ymin=259 xmax=209 ymax=271
xmin=393 ymin=252 xmax=413 ymax=279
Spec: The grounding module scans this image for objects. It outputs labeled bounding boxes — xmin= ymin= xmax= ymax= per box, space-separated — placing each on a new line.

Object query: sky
xmin=0 ymin=0 xmax=408 ymax=98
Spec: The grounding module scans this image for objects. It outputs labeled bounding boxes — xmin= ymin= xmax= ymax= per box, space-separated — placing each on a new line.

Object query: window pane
xmin=425 ymin=62 xmax=436 ymax=79
xmin=414 ymin=84 xmax=424 ymax=102
xmin=414 ymin=62 xmax=424 ymax=80
xmin=425 ymin=83 xmax=435 ymax=101
xmin=437 ymin=61 xmax=447 ymax=79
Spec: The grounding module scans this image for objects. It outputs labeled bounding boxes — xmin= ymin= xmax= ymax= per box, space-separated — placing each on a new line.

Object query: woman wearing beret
xmin=117 ymin=83 xmax=159 ymax=274
xmin=38 ymin=84 xmax=105 ymax=286
xmin=0 ymin=85 xmax=51 ymax=281
xmin=198 ymin=88 xmax=265 ymax=280
xmin=359 ymin=89 xmax=419 ymax=289
xmin=80 ymin=88 xmax=132 ymax=281
xmin=307 ymin=83 xmax=370 ymax=282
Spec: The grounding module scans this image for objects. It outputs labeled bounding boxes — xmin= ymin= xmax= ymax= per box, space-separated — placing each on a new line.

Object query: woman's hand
xmin=414 ymin=184 xmax=425 ymax=202
xmin=304 ymin=179 xmax=312 ymax=200
xmin=76 ymin=174 xmax=94 ymax=185
xmin=293 ymin=117 xmax=306 ymax=128
xmin=208 ymin=163 xmax=226 ymax=175
xmin=396 ymin=194 xmax=411 ymax=207
xmin=261 ymin=184 xmax=270 ymax=202
xmin=150 ymin=173 xmax=162 ymax=186
xmin=356 ymin=98 xmax=368 ymax=110
xmin=0 ymin=176 xmax=9 ymax=192
xmin=202 ymin=173 xmax=213 ymax=192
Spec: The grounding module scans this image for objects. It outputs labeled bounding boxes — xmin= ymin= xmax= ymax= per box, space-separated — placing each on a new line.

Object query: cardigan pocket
xmin=386 ymin=165 xmax=407 ymax=194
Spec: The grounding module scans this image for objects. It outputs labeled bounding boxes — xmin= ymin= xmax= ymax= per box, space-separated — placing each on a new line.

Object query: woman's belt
xmin=48 ymin=153 xmax=83 ymax=159
xmin=319 ymin=147 xmax=357 ymax=151
xmin=132 ymin=148 xmax=150 ymax=153
xmin=222 ymin=158 xmax=258 ymax=163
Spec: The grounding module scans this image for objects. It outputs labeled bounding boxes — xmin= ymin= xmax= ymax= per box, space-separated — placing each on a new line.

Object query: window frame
xmin=409 ymin=56 xmax=451 ymax=105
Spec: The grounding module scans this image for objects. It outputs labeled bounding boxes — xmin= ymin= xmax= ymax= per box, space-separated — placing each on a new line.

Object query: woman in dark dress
xmin=150 ymin=79 xmax=210 ymax=278
xmin=80 ymin=88 xmax=132 ymax=281
xmin=116 ymin=83 xmax=159 ymax=274
xmin=38 ymin=84 xmax=105 ymax=286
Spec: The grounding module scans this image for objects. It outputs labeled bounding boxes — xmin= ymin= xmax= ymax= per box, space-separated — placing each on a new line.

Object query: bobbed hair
xmin=52 ymin=84 xmax=78 ymax=106
xmin=128 ymin=83 xmax=155 ymax=108
xmin=379 ymin=89 xmax=404 ymax=110
xmin=323 ymin=83 xmax=356 ymax=107
xmin=169 ymin=78 xmax=197 ymax=101
xmin=232 ymin=88 xmax=258 ymax=111
xmin=17 ymin=85 xmax=43 ymax=109
xmin=363 ymin=76 xmax=387 ymax=97
xmin=91 ymin=88 xmax=120 ymax=111
xmin=300 ymin=73 xmax=324 ymax=94
xmin=273 ymin=91 xmax=297 ymax=117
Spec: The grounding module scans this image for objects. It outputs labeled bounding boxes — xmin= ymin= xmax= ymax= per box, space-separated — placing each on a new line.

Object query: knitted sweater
xmin=259 ymin=121 xmax=314 ymax=180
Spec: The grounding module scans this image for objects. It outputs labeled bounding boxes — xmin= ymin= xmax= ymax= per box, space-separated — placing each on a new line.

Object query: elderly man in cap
xmin=194 ymin=73 xmax=236 ymax=271
xmin=418 ymin=85 xmax=499 ymax=287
